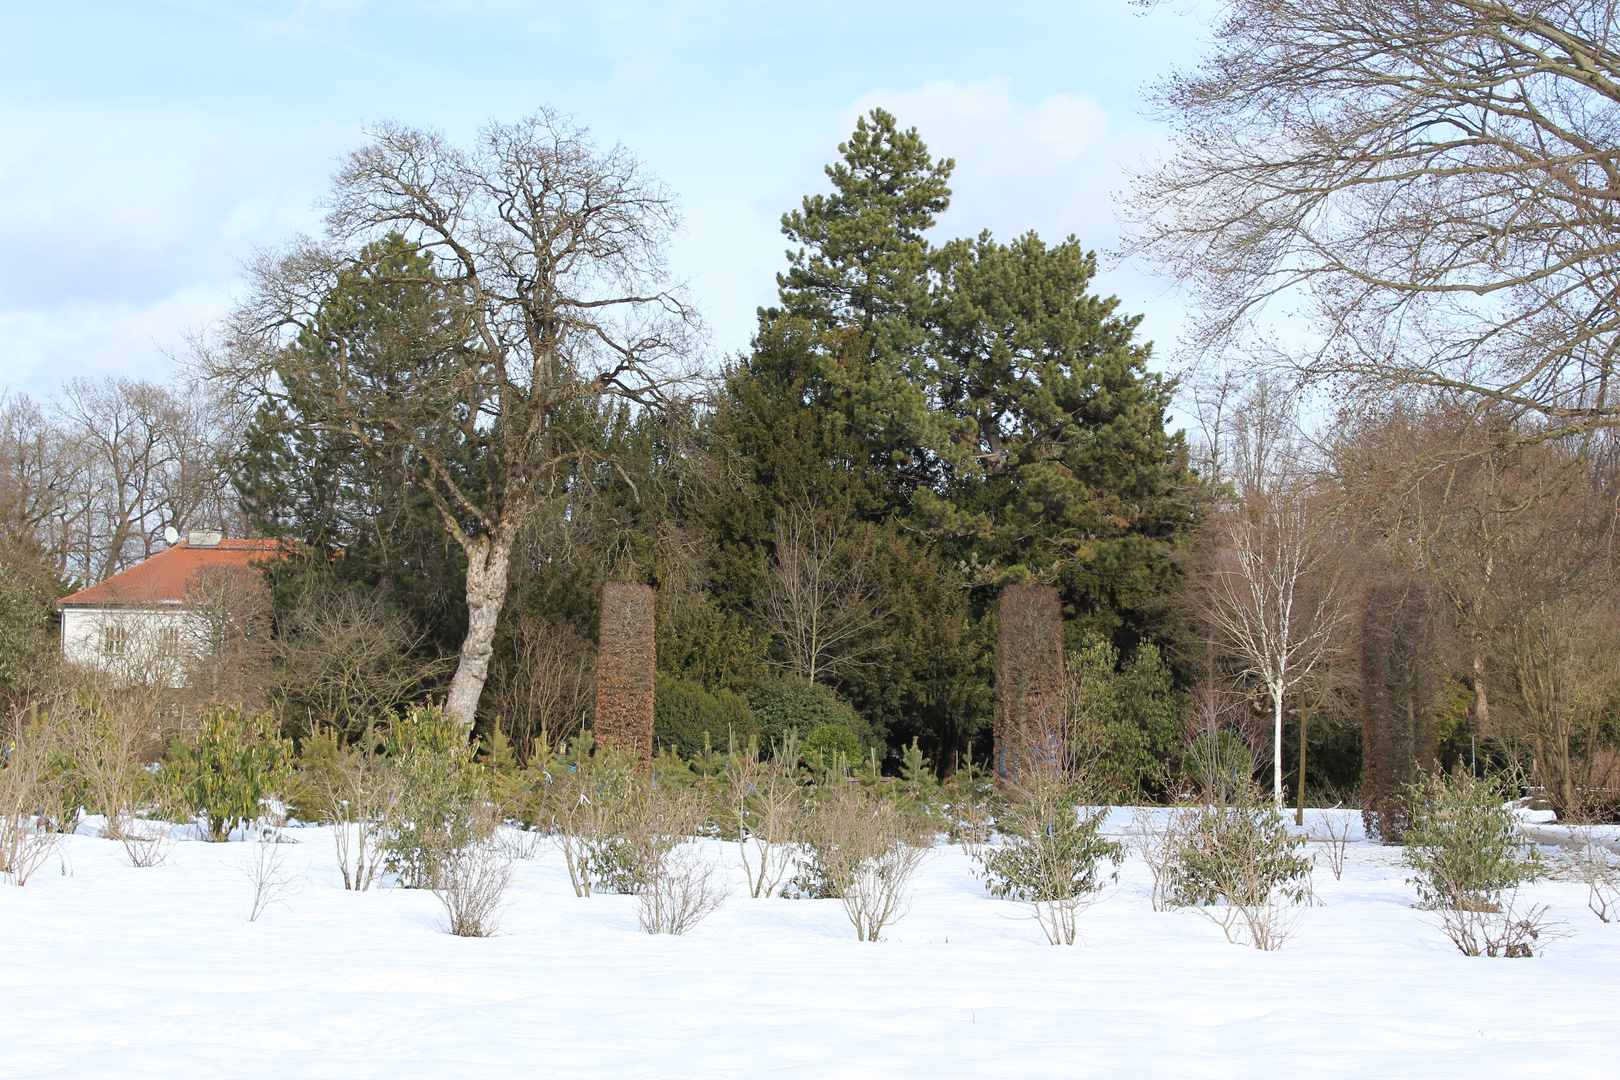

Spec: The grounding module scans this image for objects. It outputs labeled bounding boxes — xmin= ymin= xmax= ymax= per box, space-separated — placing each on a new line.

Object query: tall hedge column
xmin=995 ymin=584 xmax=1065 ymax=783
xmin=1360 ymin=580 xmax=1439 ymax=842
xmin=595 ymin=582 xmax=656 ymax=770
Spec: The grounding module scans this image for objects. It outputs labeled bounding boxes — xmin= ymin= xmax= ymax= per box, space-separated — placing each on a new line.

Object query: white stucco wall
xmin=60 ymin=605 xmax=197 ymax=687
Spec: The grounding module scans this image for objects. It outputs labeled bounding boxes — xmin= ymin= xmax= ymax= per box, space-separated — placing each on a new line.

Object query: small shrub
xmin=0 ymin=709 xmax=65 ymax=885
xmin=162 ymin=707 xmax=292 ymax=842
xmin=239 ymin=834 xmax=302 ymax=922
xmin=800 ymin=784 xmax=929 ymax=940
xmin=940 ymin=751 xmax=994 ymax=858
xmin=432 ymin=828 xmax=514 ymax=937
xmin=1567 ymin=824 xmax=1620 ymax=923
xmin=590 ymin=779 xmax=707 ymax=897
xmin=721 ymin=751 xmax=805 ymax=898
xmin=536 ymin=732 xmax=638 ymax=897
xmin=381 ymin=706 xmax=490 ymax=888
xmin=975 ymin=771 xmax=1122 ymax=944
xmin=118 ymin=818 xmax=176 ymax=869
xmin=1311 ymin=815 xmax=1354 ymax=882
xmin=1403 ymin=772 xmax=1548 ymax=956
xmin=1158 ymin=788 xmax=1313 ymax=950
xmin=636 ymin=844 xmax=728 ymax=935
xmin=303 ymin=726 xmax=401 ymax=892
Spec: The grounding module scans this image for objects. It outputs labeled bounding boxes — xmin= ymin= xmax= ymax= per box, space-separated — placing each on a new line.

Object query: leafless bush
xmin=183 ymin=564 xmax=273 ymax=711
xmin=0 ymin=709 xmax=65 ymax=886
xmin=272 ymin=587 xmax=449 ymax=736
xmin=804 ymin=784 xmax=929 ymax=941
xmin=1432 ymin=891 xmax=1561 ymax=958
xmin=944 ymin=767 xmax=994 ymax=860
xmin=541 ymin=737 xmax=638 ymax=897
xmin=118 ymin=818 xmax=176 ymax=868
xmin=495 ymin=825 xmax=546 ymax=861
xmin=636 ymin=844 xmax=728 ymax=935
xmin=1565 ymin=825 xmax=1620 ymax=923
xmin=239 ymin=836 xmax=302 ymax=921
xmin=308 ymin=731 xmax=402 ymax=892
xmin=722 ymin=752 xmax=804 ymax=898
xmin=600 ymin=780 xmax=710 ymax=897
xmin=765 ymin=504 xmax=891 ymax=684
xmin=431 ymin=835 xmax=515 ymax=938
xmin=487 ymin=610 xmax=595 ymax=754
xmin=1312 ymin=815 xmax=1353 ymax=882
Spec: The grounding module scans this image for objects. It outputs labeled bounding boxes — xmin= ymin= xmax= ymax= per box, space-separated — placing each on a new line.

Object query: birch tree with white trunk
xmin=1199 ymin=493 xmax=1342 ymax=808
xmin=217 ymin=111 xmax=695 ymax=727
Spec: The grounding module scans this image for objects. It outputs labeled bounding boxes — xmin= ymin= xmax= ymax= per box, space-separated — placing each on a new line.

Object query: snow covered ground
xmin=3 ymin=810 xmax=1616 ymax=1079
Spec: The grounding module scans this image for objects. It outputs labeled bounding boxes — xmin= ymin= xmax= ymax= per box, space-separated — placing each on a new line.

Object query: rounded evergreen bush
xmin=654 ymin=677 xmax=758 ymax=758
xmin=748 ymin=675 xmax=875 ymax=756
xmin=802 ymin=723 xmax=864 ymax=762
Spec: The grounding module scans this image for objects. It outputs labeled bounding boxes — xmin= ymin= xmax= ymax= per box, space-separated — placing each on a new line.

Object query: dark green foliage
xmin=802 ymin=722 xmax=864 ymax=762
xmin=653 ymin=677 xmax=758 ymax=758
xmin=1068 ymin=634 xmax=1186 ymax=799
xmin=0 ymin=549 xmax=55 ymax=698
xmin=748 ymin=675 xmax=871 ymax=755
xmin=655 ymin=590 xmax=766 ymax=696
xmin=162 ymin=708 xmax=292 ymax=841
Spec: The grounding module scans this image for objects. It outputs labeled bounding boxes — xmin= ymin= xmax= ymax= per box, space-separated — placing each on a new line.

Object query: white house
xmin=55 ymin=532 xmax=287 ymax=684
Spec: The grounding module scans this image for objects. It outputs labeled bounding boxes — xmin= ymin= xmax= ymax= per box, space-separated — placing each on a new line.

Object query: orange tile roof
xmin=57 ymin=539 xmax=292 ymax=608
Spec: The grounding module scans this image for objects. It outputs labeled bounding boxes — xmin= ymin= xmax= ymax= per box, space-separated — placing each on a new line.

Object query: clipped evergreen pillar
xmin=1360 ymin=579 xmax=1440 ymax=842
xmin=594 ymin=582 xmax=656 ymax=770
xmin=994 ymin=584 xmax=1065 ymax=783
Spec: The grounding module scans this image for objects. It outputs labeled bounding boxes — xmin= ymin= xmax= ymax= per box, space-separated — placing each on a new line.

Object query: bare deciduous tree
xmin=218 ymin=110 xmax=697 ymax=727
xmin=1132 ymin=0 xmax=1620 ymax=437
xmin=271 ymin=585 xmax=448 ymax=736
xmin=764 ymin=505 xmax=888 ymax=684
xmin=487 ymin=611 xmax=595 ymax=755
xmin=1196 ymin=494 xmax=1342 ymax=808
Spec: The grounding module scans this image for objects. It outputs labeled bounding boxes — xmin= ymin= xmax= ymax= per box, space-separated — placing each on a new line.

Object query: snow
xmin=3 ymin=811 xmax=1617 ymax=1078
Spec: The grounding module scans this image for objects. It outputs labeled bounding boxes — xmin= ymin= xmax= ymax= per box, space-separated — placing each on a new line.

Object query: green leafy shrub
xmin=1401 ymin=772 xmax=1550 ymax=956
xmin=1403 ymin=772 xmax=1540 ymax=909
xmin=654 ymin=677 xmax=758 ymax=759
xmin=749 ymin=676 xmax=873 ymax=756
xmin=162 ymin=708 xmax=293 ymax=841
xmin=1155 ymin=786 xmax=1313 ymax=949
xmin=382 ymin=705 xmax=490 ymax=887
xmin=976 ymin=772 xmax=1123 ymax=944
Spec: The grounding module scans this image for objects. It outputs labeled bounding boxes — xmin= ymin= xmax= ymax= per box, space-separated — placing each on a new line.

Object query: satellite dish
xmin=163 ymin=525 xmax=181 ymax=545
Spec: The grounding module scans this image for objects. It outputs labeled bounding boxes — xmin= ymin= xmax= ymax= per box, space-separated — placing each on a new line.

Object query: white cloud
xmin=0 ymin=110 xmax=352 ymax=396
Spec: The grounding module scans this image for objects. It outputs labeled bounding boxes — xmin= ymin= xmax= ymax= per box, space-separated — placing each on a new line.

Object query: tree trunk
xmin=444 ymin=528 xmax=515 ymax=728
xmin=1272 ymin=686 xmax=1285 ymax=809
xmin=1296 ymin=709 xmax=1308 ymax=826
xmin=1471 ymin=653 xmax=1491 ymax=729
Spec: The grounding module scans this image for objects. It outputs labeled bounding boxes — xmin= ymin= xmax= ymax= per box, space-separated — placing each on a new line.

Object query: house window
xmin=158 ymin=626 xmax=182 ymax=657
xmin=100 ymin=623 xmax=129 ymax=658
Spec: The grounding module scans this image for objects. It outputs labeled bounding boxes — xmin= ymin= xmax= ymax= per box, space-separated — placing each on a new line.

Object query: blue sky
xmin=0 ymin=1 xmax=1213 ymax=400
